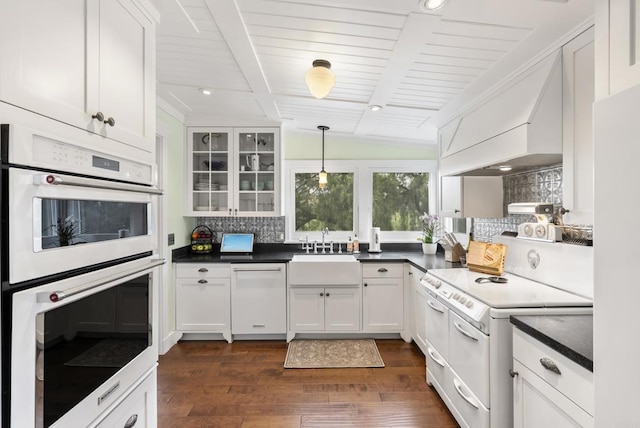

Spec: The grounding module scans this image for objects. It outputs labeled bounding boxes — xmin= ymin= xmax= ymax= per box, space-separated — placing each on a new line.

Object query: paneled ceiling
xmin=153 ymin=0 xmax=593 ymax=145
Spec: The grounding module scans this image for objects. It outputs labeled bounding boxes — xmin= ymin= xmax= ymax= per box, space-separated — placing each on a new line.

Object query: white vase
xmin=422 ymin=243 xmax=438 ymax=255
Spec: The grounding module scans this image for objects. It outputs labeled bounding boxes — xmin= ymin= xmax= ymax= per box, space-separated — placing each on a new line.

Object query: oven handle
xmin=38 ymin=258 xmax=166 ymax=303
xmin=427 ymin=300 xmax=445 ymax=314
xmin=453 ymin=321 xmax=479 ymax=341
xmin=453 ymin=378 xmax=480 ymax=409
xmin=35 ymin=174 xmax=163 ymax=195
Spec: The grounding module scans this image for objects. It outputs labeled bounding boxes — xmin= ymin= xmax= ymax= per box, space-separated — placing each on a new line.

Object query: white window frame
xmin=285 ymin=159 xmax=437 ymax=244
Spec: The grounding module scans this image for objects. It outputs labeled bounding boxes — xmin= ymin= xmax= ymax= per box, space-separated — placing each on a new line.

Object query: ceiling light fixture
xmin=199 ymin=88 xmax=212 ymax=95
xmin=368 ymin=105 xmax=383 ymax=112
xmin=419 ymin=0 xmax=446 ymax=11
xmin=499 ymin=166 xmax=513 ymax=172
xmin=318 ymin=125 xmax=329 ymax=189
xmin=305 ymin=60 xmax=335 ymax=99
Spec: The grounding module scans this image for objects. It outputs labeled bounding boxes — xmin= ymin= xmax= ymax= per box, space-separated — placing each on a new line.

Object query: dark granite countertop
xmin=511 ymin=314 xmax=593 ymax=372
xmin=172 ymin=243 xmax=454 ymax=272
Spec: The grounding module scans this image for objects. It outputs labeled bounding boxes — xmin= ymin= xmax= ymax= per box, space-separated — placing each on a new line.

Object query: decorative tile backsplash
xmin=196 ymin=216 xmax=286 ymax=243
xmin=472 ymin=165 xmax=563 ymax=242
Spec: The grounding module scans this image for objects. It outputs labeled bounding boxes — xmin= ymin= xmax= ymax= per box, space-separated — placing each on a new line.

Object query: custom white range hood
xmin=439 ymin=51 xmax=563 ymax=177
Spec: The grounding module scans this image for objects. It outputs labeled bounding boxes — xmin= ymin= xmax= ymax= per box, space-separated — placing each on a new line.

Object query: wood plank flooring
xmin=157 ymin=339 xmax=459 ymax=427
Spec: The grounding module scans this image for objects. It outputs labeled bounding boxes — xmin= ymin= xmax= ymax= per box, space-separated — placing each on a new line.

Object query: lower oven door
xmin=8 ymin=167 xmax=160 ymax=284
xmin=425 ymin=292 xmax=450 ymax=361
xmin=448 ymin=311 xmax=490 ymax=408
xmin=5 ymin=257 xmax=161 ymax=428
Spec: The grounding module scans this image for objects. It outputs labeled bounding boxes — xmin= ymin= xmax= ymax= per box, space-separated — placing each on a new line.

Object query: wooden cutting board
xmin=467 ymin=241 xmax=507 ymax=276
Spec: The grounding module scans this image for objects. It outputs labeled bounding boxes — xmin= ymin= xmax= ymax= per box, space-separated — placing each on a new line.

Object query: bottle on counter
xmin=347 ymin=236 xmax=353 ymax=252
xmin=353 ymin=234 xmax=360 ymax=253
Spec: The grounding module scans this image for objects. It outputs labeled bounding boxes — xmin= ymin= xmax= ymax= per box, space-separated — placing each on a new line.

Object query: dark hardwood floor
xmin=157 ymin=339 xmax=459 ymax=427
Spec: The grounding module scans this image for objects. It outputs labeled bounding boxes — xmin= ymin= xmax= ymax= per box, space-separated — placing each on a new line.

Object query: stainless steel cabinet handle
xmin=92 ymin=111 xmax=105 ymax=121
xmin=252 ymin=324 xmax=266 ymax=328
xmin=197 ymin=279 xmax=208 ymax=284
xmin=540 ymin=357 xmax=561 ymax=375
xmin=124 ymin=414 xmax=138 ymax=428
xmin=377 ymin=267 xmax=388 ymax=273
xmin=104 ymin=117 xmax=116 ymax=127
xmin=454 ymin=322 xmax=479 ymax=341
xmin=198 ymin=268 xmax=209 ymax=273
xmin=453 ymin=378 xmax=479 ymax=409
xmin=427 ymin=347 xmax=445 ymax=367
xmin=427 ymin=300 xmax=445 ymax=314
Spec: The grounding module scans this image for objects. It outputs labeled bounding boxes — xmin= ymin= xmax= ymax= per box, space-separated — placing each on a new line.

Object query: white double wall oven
xmin=0 ymin=123 xmax=162 ymax=427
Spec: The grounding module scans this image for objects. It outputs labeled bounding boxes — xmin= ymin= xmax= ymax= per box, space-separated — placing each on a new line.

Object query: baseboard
xmin=159 ymin=331 xmax=182 ymax=355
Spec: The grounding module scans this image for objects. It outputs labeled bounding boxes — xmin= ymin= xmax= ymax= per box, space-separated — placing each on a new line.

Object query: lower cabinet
xmin=231 ymin=263 xmax=286 ymax=334
xmin=95 ymin=369 xmax=157 ymax=428
xmin=512 ymin=328 xmax=593 ymax=428
xmin=362 ymin=263 xmax=404 ymax=332
xmin=175 ymin=263 xmax=231 ymax=342
xmin=289 ymin=286 xmax=361 ymax=332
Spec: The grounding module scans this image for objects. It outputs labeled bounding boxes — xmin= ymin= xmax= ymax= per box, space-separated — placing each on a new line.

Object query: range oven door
xmin=5 ymin=256 xmax=162 ymax=428
xmin=8 ymin=167 xmax=160 ymax=284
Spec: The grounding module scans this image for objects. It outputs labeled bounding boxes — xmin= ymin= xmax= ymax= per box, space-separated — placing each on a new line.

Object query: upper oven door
xmin=8 ymin=167 xmax=159 ymax=284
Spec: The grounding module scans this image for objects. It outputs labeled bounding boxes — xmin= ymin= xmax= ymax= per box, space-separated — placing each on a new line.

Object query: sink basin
xmin=289 ymin=253 xmax=360 ymax=285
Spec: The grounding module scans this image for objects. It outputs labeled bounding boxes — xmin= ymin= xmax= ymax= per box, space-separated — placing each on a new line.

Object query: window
xmin=294 ymin=172 xmax=354 ymax=232
xmin=286 ymin=160 xmax=437 ymax=243
xmin=372 ymin=172 xmax=429 ymax=232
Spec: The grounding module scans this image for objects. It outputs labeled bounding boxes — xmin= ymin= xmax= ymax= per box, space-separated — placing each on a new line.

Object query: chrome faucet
xmin=321 ymin=227 xmax=329 ymax=253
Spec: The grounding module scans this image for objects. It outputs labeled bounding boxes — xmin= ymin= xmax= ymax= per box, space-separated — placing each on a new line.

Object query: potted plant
xmin=419 ymin=213 xmax=441 ymax=255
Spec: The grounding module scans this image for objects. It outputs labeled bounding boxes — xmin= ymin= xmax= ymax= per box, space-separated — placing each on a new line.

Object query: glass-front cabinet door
xmin=188 ymin=128 xmax=234 ymax=215
xmin=235 ymin=128 xmax=279 ymax=216
xmin=186 ymin=127 xmax=279 ymax=216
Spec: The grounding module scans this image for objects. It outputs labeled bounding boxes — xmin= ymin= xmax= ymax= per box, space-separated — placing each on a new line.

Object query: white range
xmin=421 ymin=236 xmax=593 ymax=428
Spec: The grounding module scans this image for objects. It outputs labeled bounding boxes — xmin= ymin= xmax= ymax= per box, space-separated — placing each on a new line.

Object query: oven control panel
xmin=421 ymin=273 xmax=490 ymax=327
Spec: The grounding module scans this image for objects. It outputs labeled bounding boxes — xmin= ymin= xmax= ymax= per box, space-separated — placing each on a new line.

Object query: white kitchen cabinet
xmin=607 ymin=1 xmax=640 ymax=96
xmin=562 ymin=27 xmax=595 ymax=225
xmin=362 ymin=263 xmax=404 ymax=332
xmin=231 ymin=263 xmax=286 ymax=335
xmin=289 ymin=286 xmax=361 ymax=333
xmin=175 ymin=263 xmax=231 ymax=342
xmin=512 ymin=328 xmax=593 ymax=428
xmin=440 ymin=176 xmax=503 ymax=218
xmin=408 ymin=266 xmax=427 ymax=355
xmin=186 ymin=127 xmax=280 ymax=216
xmin=95 ymin=368 xmax=157 ymax=428
xmin=0 ymin=0 xmax=156 ymax=153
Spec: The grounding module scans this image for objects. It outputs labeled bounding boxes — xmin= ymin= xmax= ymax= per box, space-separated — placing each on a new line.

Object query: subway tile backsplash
xmin=472 ymin=165 xmax=564 ymax=242
xmin=196 ymin=216 xmax=286 ymax=243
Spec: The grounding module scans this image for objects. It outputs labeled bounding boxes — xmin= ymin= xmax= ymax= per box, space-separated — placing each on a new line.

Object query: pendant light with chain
xmin=318 ymin=125 xmax=329 ymax=189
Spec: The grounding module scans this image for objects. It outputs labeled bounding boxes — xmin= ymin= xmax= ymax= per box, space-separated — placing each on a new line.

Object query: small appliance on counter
xmin=508 ymin=202 xmax=562 ymax=242
xmin=368 ymin=227 xmax=382 ymax=253
xmin=190 ymin=225 xmax=216 ymax=253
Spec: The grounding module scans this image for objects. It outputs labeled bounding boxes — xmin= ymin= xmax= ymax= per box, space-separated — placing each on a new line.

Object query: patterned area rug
xmin=284 ymin=339 xmax=385 ymax=368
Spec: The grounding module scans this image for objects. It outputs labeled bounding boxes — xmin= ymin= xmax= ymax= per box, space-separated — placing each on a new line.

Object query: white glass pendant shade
xmin=319 ymin=170 xmax=328 ymax=188
xmin=305 ymin=60 xmax=335 ymax=99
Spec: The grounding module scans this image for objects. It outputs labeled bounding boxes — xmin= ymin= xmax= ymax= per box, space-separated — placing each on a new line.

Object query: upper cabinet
xmin=186 ymin=127 xmax=280 ymax=217
xmin=0 ymin=0 xmax=156 ymax=153
xmin=608 ymin=1 xmax=640 ymax=96
xmin=562 ymin=27 xmax=595 ymax=225
xmin=440 ymin=176 xmax=503 ymax=218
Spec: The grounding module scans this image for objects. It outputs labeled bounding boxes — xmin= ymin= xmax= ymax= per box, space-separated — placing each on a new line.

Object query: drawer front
xmin=445 ymin=367 xmax=490 ymax=428
xmin=513 ymin=328 xmax=594 ymax=415
xmin=362 ymin=263 xmax=403 ymax=278
xmin=426 ymin=340 xmax=447 ymax=388
xmin=175 ymin=263 xmax=231 ymax=278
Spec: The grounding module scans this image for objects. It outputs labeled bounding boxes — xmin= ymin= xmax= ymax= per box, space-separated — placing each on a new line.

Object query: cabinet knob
xmin=104 ymin=116 xmax=116 ymax=127
xmin=235 ymin=208 xmax=238 ymax=216
xmin=320 ymin=292 xmax=324 ymax=297
xmin=454 ymin=209 xmax=461 ymax=213
xmin=509 ymin=369 xmax=518 ymax=378
xmin=197 ymin=279 xmax=208 ymax=284
xmin=325 ymin=292 xmax=330 ymax=297
xmin=124 ymin=414 xmax=138 ymax=428
xmin=364 ymin=283 xmax=368 ymax=287
xmin=91 ymin=111 xmax=105 ymax=121
xmin=228 ymin=208 xmax=232 ymax=215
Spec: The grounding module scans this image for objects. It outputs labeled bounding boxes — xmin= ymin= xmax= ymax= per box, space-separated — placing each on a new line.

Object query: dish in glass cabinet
xmin=203 ymin=160 xmax=226 ymax=171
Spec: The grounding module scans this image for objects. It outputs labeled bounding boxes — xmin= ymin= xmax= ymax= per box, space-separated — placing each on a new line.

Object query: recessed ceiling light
xmin=499 ymin=166 xmax=513 ymax=172
xmin=419 ymin=0 xmax=446 ymax=11
xmin=368 ymin=105 xmax=383 ymax=112
xmin=199 ymin=88 xmax=212 ymax=95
